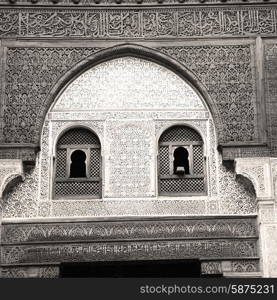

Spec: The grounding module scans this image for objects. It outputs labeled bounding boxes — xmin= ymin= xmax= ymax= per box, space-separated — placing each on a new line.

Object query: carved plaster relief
xmin=235 ymin=158 xmax=273 ymax=200
xmin=159 ymin=44 xmax=257 ymax=143
xmin=2 ymin=44 xmax=257 ymax=145
xmin=0 ymin=6 xmax=277 ymax=39
xmin=2 ymin=57 xmax=257 ymax=218
xmin=104 ymin=120 xmax=155 ymax=198
xmin=54 ymin=57 xmax=206 ymax=112
xmin=0 ymin=160 xmax=24 ymax=198
xmin=218 ymin=157 xmax=257 ymax=215
xmin=2 ymin=161 xmax=39 ymax=218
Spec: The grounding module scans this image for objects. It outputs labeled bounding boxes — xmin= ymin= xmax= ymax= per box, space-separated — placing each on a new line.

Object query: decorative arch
xmin=0 ymin=160 xmax=24 ymax=199
xmin=41 ymin=43 xmax=220 ymax=146
xmin=235 ymin=158 xmax=273 ymax=200
xmin=52 ymin=123 xmax=103 ymax=156
xmin=156 ymin=122 xmax=207 ymax=156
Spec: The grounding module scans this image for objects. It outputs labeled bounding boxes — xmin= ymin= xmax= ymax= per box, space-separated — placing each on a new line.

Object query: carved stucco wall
xmin=158 ymin=45 xmax=257 ymax=143
xmin=0 ymin=42 xmax=257 ymax=148
xmin=2 ymin=57 xmax=256 ymax=218
xmin=265 ymin=43 xmax=277 ymax=149
xmin=54 ymin=57 xmax=204 ymax=111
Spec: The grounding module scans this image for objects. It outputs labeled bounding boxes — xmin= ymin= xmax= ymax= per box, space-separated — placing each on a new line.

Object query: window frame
xmin=158 ymin=126 xmax=207 ymax=197
xmin=53 ymin=128 xmax=102 ymax=200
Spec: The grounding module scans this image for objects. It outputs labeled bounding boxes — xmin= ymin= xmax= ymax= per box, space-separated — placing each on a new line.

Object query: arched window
xmin=158 ymin=125 xmax=206 ymax=195
xmin=54 ymin=127 xmax=101 ymax=199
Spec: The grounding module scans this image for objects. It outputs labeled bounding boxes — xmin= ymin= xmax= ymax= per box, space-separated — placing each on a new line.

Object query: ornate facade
xmin=0 ymin=0 xmax=277 ymax=278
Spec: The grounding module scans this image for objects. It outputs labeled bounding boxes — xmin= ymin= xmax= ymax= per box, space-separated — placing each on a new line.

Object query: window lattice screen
xmin=56 ymin=148 xmax=67 ymax=178
xmin=55 ymin=127 xmax=101 ymax=198
xmin=159 ymin=126 xmax=202 ymax=143
xmin=159 ymin=126 xmax=205 ymax=195
xmin=55 ymin=181 xmax=101 ymax=197
xmin=89 ymin=148 xmax=101 ymax=178
xmin=57 ymin=128 xmax=100 ymax=146
xmin=193 ymin=145 xmax=204 ymax=175
xmin=159 ymin=146 xmax=170 ymax=176
xmin=160 ymin=178 xmax=205 ymax=193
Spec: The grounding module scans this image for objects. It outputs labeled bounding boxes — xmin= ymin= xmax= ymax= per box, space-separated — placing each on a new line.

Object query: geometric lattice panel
xmin=160 ymin=126 xmax=202 ymax=143
xmin=56 ymin=149 xmax=67 ymax=178
xmin=160 ymin=178 xmax=205 ymax=193
xmin=55 ymin=181 xmax=101 ymax=197
xmin=89 ymin=149 xmax=101 ymax=178
xmin=57 ymin=128 xmax=100 ymax=146
xmin=159 ymin=146 xmax=170 ymax=175
xmin=193 ymin=145 xmax=204 ymax=175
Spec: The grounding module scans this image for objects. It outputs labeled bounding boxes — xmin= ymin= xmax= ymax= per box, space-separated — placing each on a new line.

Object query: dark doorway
xmin=173 ymin=147 xmax=190 ymax=175
xmin=60 ymin=259 xmax=201 ymax=278
xmin=69 ymin=150 xmax=87 ymax=178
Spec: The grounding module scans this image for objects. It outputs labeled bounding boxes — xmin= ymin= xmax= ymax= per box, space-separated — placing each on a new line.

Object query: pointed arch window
xmin=158 ymin=125 xmax=206 ymax=196
xmin=54 ymin=127 xmax=101 ymax=199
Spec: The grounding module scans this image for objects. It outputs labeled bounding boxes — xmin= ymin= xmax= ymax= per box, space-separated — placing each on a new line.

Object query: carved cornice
xmin=0 ymin=216 xmax=258 ymax=266
xmin=0 ymin=0 xmax=275 ymax=7
xmin=1 ymin=216 xmax=258 ymax=244
xmin=0 ymin=145 xmax=39 ymax=162
xmin=219 ymin=144 xmax=271 ymax=161
xmin=1 ymin=239 xmax=258 ymax=265
xmin=1 ymin=5 xmax=277 ymax=38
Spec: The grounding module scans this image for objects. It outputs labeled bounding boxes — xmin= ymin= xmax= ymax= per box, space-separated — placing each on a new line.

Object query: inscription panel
xmin=2 ymin=240 xmax=258 ymax=265
xmin=0 ymin=6 xmax=277 ymax=39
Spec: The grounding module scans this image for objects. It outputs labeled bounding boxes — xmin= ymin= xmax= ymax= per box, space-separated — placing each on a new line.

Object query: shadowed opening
xmin=60 ymin=259 xmax=204 ymax=278
xmin=70 ymin=150 xmax=87 ymax=178
xmin=173 ymin=147 xmax=190 ymax=175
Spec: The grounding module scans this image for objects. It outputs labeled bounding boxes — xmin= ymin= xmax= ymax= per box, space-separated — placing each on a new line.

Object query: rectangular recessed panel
xmin=56 ymin=148 xmax=67 ymax=178
xmin=159 ymin=146 xmax=170 ymax=175
xmin=55 ymin=181 xmax=100 ymax=197
xmin=193 ymin=145 xmax=204 ymax=175
xmin=160 ymin=178 xmax=204 ymax=193
xmin=90 ymin=148 xmax=101 ymax=177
